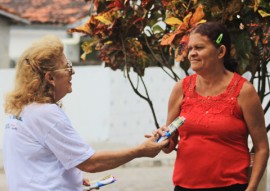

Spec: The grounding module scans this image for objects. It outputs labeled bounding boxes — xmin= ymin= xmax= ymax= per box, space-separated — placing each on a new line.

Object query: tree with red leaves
xmin=71 ymin=0 xmax=270 ymax=131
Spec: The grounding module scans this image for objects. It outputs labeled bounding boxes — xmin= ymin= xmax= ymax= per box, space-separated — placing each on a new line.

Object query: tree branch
xmin=126 ymin=73 xmax=160 ymax=129
xmin=143 ymin=30 xmax=180 ymax=82
xmin=120 ymin=33 xmax=160 ymax=129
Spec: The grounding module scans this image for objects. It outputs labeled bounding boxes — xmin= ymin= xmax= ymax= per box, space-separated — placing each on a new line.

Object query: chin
xmin=190 ymin=66 xmax=199 ymax=72
xmin=192 ymin=68 xmax=205 ymax=75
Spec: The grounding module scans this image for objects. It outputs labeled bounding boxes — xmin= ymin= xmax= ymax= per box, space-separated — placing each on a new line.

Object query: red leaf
xmin=162 ymin=0 xmax=169 ymax=7
xmin=108 ymin=0 xmax=125 ymax=9
xmin=142 ymin=0 xmax=151 ymax=7
xmin=133 ymin=17 xmax=144 ymax=24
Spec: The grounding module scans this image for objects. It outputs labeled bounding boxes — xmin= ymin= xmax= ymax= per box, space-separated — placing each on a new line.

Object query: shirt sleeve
xmin=44 ymin=118 xmax=95 ymax=170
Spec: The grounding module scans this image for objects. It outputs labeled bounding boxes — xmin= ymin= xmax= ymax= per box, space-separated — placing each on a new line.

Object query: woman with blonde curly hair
xmin=5 ymin=35 xmax=65 ymax=116
xmin=3 ymin=35 xmax=167 ymax=191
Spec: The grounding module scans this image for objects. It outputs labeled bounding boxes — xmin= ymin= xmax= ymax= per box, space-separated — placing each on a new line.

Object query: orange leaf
xmin=183 ymin=12 xmax=192 ymax=27
xmin=175 ymin=47 xmax=188 ymax=62
xmin=68 ymin=20 xmax=92 ymax=35
xmin=160 ymin=33 xmax=177 ymax=46
xmin=180 ymin=35 xmax=189 ymax=44
xmin=190 ymin=4 xmax=205 ymax=26
xmin=254 ymin=0 xmax=261 ymax=12
xmin=160 ymin=30 xmax=182 ymax=46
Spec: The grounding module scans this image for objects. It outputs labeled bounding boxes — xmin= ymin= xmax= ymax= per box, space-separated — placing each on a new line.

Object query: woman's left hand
xmin=83 ymin=178 xmax=93 ymax=191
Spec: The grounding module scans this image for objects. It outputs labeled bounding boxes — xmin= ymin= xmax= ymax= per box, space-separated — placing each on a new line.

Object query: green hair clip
xmin=216 ymin=33 xmax=223 ymax=44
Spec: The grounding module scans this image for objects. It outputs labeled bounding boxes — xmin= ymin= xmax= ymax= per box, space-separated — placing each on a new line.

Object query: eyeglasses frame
xmin=52 ymin=59 xmax=73 ymax=75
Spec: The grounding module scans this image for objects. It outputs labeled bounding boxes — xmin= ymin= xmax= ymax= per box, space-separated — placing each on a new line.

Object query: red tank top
xmin=173 ymin=73 xmax=250 ymax=188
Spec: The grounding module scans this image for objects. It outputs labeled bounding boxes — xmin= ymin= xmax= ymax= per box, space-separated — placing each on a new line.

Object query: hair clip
xmin=216 ymin=33 xmax=223 ymax=44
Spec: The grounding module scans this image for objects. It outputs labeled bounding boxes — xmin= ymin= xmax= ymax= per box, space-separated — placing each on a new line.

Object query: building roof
xmin=0 ymin=0 xmax=91 ymax=24
xmin=0 ymin=4 xmax=30 ymax=24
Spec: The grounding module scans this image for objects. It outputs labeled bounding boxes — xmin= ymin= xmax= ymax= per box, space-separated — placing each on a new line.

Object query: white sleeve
xmin=44 ymin=118 xmax=95 ymax=170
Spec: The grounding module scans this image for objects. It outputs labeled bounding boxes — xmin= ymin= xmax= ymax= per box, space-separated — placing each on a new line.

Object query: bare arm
xmin=162 ymin=80 xmax=184 ymax=153
xmin=77 ymin=135 xmax=168 ymax=173
xmin=238 ymin=82 xmax=269 ymax=191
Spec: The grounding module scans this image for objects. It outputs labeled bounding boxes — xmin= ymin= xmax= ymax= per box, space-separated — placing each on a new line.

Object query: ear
xmin=218 ymin=45 xmax=226 ymax=59
xmin=44 ymin=72 xmax=55 ymax=86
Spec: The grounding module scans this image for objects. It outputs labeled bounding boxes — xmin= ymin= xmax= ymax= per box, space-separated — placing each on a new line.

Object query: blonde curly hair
xmin=5 ymin=35 xmax=64 ymax=116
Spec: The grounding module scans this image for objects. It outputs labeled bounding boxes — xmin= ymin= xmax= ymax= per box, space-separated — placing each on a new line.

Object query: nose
xmin=188 ymin=49 xmax=196 ymax=60
xmin=71 ymin=68 xmax=75 ymax=75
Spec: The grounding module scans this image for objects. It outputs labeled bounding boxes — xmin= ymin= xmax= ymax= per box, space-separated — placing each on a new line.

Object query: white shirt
xmin=3 ymin=103 xmax=95 ymax=191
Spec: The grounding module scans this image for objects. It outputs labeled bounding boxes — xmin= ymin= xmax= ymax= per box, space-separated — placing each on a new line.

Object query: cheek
xmin=187 ymin=52 xmax=191 ymax=60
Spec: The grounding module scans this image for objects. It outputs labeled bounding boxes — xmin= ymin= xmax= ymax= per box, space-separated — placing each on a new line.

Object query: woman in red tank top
xmin=157 ymin=22 xmax=269 ymax=191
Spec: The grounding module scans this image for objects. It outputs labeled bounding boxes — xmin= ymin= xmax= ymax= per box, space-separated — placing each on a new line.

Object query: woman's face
xmin=50 ymin=54 xmax=75 ymax=102
xmin=187 ymin=33 xmax=221 ymax=74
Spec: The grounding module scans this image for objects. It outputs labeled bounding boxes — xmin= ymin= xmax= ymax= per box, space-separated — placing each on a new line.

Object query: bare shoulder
xmin=171 ymin=79 xmax=184 ymax=94
xmin=166 ymin=79 xmax=185 ymax=125
xmin=238 ymin=80 xmax=263 ymax=116
xmin=238 ymin=80 xmax=259 ymax=104
xmin=168 ymin=79 xmax=184 ymax=107
xmin=240 ymin=80 xmax=257 ymax=95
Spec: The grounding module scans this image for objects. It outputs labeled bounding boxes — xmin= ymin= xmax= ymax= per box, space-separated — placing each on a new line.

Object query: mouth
xmin=190 ymin=59 xmax=200 ymax=62
xmin=190 ymin=59 xmax=200 ymax=63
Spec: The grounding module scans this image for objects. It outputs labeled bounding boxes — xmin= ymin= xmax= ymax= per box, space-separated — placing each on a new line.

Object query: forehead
xmin=188 ymin=33 xmax=211 ymax=46
xmin=57 ymin=54 xmax=67 ymax=66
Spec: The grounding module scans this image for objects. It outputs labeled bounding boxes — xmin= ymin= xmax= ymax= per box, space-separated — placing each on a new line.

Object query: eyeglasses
xmin=52 ymin=59 xmax=73 ymax=75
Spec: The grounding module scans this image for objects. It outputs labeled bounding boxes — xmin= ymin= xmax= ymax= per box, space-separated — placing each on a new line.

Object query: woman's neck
xmin=195 ymin=70 xmax=234 ymax=96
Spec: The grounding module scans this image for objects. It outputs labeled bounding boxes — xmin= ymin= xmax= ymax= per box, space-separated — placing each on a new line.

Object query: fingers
xmin=83 ymin=178 xmax=90 ymax=186
xmin=158 ymin=139 xmax=170 ymax=148
xmin=145 ymin=131 xmax=160 ymax=140
xmin=156 ymin=126 xmax=169 ymax=137
xmin=145 ymin=130 xmax=169 ymax=143
xmin=148 ymin=133 xmax=170 ymax=148
xmin=144 ymin=134 xmax=153 ymax=138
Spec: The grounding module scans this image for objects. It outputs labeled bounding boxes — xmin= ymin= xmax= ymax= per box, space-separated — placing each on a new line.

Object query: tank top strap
xmin=226 ymin=73 xmax=247 ymax=98
xmin=182 ymin=74 xmax=197 ymax=97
